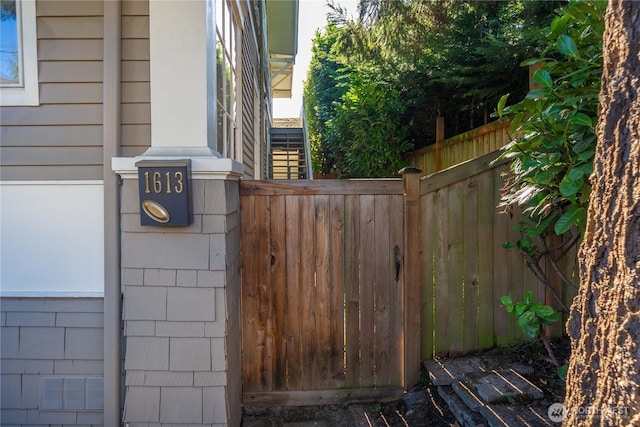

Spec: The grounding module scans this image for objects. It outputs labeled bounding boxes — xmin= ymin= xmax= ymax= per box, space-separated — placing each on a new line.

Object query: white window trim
xmin=1 ymin=0 xmax=39 ymax=106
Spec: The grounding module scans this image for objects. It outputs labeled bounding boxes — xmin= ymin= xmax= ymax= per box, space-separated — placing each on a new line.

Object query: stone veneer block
xmin=56 ymin=312 xmax=103 ymax=328
xmin=144 ymin=371 xmax=194 ymax=387
xmin=0 ymin=327 xmax=19 ymax=358
xmin=65 ymin=327 xmax=104 ymax=359
xmin=204 ymin=321 xmax=225 ymax=338
xmin=77 ymin=410 xmax=104 ymax=424
xmin=19 ymin=327 xmax=65 ymax=359
xmin=144 ymin=268 xmax=178 ymax=286
xmin=202 ymin=182 xmax=228 ymax=215
xmin=160 ymin=386 xmax=202 ymax=423
xmin=177 ymin=269 xmax=198 ymax=287
xmin=197 ymin=270 xmax=225 ymax=288
xmin=203 ymin=214 xmax=227 ymax=234
xmin=54 ymin=360 xmax=103 ymax=375
xmin=167 ymin=287 xmax=215 ymax=321
xmin=125 ymin=320 xmax=156 ymax=336
xmin=37 ymin=410 xmax=78 ymax=424
xmin=124 ymin=337 xmax=169 ymax=371
xmin=1 ymin=359 xmax=26 ymax=374
xmin=203 ymin=386 xmax=228 ymax=424
xmin=170 ymin=338 xmax=212 ymax=371
xmin=211 ymin=337 xmax=227 ymax=371
xmin=6 ymin=312 xmax=55 ymax=327
xmin=25 ymin=360 xmax=54 ymax=374
xmin=156 ymin=321 xmax=204 ymax=337
xmin=209 ymin=233 xmax=226 ymax=270
xmin=21 ymin=374 xmax=39 ymax=408
xmin=124 ymin=386 xmax=160 ymax=422
xmin=122 ymin=233 xmax=210 ymax=269
xmin=194 ymin=371 xmax=227 ymax=387
xmin=124 ymin=286 xmax=167 ymax=320
xmin=1 ymin=374 xmax=21 ymax=407
xmin=0 ymin=408 xmax=27 ymax=424
xmin=122 ymin=268 xmax=144 ymax=286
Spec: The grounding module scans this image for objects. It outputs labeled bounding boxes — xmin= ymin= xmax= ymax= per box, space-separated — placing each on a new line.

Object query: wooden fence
xmin=419 ymin=151 xmax=578 ymax=359
xmin=239 ymin=152 xmax=578 ymax=405
xmin=240 ymin=177 xmax=421 ymax=406
xmin=408 ymin=118 xmax=512 ymax=175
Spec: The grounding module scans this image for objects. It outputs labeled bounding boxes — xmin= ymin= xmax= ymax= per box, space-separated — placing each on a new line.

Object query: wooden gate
xmin=240 ymin=176 xmax=421 ymax=406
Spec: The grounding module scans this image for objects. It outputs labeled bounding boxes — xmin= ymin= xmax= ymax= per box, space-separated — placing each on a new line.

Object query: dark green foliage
xmin=501 ymin=291 xmax=560 ymax=339
xmin=327 ymin=77 xmax=412 ymax=178
xmin=496 ymin=0 xmax=605 ymax=252
xmin=305 ymin=0 xmax=563 ymax=177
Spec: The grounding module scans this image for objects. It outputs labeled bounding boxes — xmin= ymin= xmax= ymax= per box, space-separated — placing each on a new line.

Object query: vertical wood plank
xmin=390 ymin=194 xmax=405 ymax=385
xmin=344 ymin=194 xmax=361 ymax=387
xmin=421 ymin=190 xmax=435 ymax=360
xmin=329 ymin=195 xmax=346 ymax=387
xmin=492 ymin=167 xmax=512 ymax=346
xmin=254 ymin=195 xmax=273 ymax=390
xmin=433 ymin=186 xmax=450 ymax=356
xmin=285 ymin=195 xmax=303 ymax=389
xmin=241 ymin=194 xmax=258 ymax=391
xmin=477 ymin=168 xmax=495 ymax=350
xmin=506 ymin=202 xmax=525 ymax=342
xmin=463 ymin=177 xmax=480 ymax=353
xmin=300 ymin=195 xmax=317 ymax=390
xmin=314 ymin=195 xmax=332 ymax=388
xmin=447 ymin=182 xmax=465 ymax=356
xmin=359 ymin=195 xmax=376 ymax=387
xmin=373 ymin=195 xmax=391 ymax=386
xmin=270 ymin=195 xmax=288 ymax=390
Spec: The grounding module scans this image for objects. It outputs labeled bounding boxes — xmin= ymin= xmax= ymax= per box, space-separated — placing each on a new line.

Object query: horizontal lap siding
xmin=0 ymin=0 xmax=151 ymax=180
xmin=121 ymin=1 xmax=150 ymax=157
xmin=0 ymin=1 xmax=105 ymax=181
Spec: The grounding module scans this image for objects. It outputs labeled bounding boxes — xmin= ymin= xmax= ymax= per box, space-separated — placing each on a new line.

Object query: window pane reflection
xmin=0 ymin=0 xmax=21 ymax=86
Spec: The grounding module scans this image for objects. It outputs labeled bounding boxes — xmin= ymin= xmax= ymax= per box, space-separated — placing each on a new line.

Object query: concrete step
xmin=427 ymin=357 xmax=552 ymax=427
xmin=464 ymin=369 xmax=544 ymax=404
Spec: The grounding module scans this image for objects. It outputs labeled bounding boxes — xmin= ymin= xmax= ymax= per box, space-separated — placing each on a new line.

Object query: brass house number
xmin=136 ymin=160 xmax=192 ymax=226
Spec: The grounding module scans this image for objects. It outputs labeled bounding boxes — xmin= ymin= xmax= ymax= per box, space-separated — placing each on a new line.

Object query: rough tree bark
xmin=564 ymin=1 xmax=640 ymax=426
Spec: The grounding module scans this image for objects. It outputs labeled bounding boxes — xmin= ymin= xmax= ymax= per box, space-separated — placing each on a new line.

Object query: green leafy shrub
xmin=495 ymin=1 xmax=605 ymax=310
xmin=496 ymin=0 xmax=605 ymax=241
xmin=501 ymin=290 xmax=561 ymax=368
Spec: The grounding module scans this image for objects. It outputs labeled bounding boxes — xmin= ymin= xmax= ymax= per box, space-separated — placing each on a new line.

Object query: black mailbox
xmin=136 ymin=160 xmax=192 ymax=226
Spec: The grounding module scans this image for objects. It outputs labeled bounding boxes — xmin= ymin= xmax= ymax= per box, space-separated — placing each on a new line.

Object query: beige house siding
xmin=0 ymin=0 xmax=105 ymax=181
xmin=0 ymin=0 xmax=151 ymax=181
xmin=121 ymin=0 xmax=150 ymax=157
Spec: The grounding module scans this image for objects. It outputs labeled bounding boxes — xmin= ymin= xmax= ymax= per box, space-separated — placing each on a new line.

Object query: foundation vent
xmin=40 ymin=376 xmax=104 ymax=411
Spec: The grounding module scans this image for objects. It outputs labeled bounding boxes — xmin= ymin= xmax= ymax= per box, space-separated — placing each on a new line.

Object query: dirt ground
xmin=242 ymin=338 xmax=570 ymax=426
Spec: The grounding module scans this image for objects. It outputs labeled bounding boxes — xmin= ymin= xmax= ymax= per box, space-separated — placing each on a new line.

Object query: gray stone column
xmin=113 ymin=158 xmax=242 ymax=426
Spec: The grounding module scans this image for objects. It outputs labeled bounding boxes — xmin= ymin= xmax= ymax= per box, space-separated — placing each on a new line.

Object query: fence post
xmin=400 ymin=167 xmax=422 ymax=388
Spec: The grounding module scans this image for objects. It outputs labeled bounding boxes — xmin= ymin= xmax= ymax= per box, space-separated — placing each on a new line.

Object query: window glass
xmin=215 ymin=0 xmax=239 ymax=159
xmin=0 ymin=0 xmax=21 ymax=86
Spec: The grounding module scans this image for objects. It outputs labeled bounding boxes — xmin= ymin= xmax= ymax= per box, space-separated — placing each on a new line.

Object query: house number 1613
xmin=143 ymin=171 xmax=184 ymax=194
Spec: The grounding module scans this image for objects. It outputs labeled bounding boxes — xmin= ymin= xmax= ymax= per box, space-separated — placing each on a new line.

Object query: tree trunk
xmin=564 ymin=1 xmax=640 ymax=426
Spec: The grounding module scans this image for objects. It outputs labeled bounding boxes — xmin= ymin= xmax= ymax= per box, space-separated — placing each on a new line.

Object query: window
xmin=0 ymin=0 xmax=38 ymax=106
xmin=215 ymin=0 xmax=240 ymax=159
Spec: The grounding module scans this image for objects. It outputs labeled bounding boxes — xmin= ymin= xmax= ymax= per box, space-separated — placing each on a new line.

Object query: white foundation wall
xmin=0 ymin=181 xmax=104 ymax=296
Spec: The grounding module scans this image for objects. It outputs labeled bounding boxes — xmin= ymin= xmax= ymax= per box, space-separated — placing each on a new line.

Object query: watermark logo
xmin=548 ymin=403 xmax=630 ymax=423
xmin=548 ymin=403 xmax=566 ymax=423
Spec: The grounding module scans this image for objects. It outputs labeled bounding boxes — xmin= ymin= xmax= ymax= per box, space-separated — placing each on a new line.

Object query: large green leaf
xmin=533 ymin=69 xmax=553 ymax=88
xmin=557 ymin=34 xmax=579 ymax=57
xmin=559 ymin=175 xmax=583 ymax=197
xmin=554 ymin=207 xmax=585 ymax=234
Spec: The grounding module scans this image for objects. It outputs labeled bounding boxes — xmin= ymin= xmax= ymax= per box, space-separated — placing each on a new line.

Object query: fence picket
xmin=240 ymin=151 xmax=576 ymax=405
